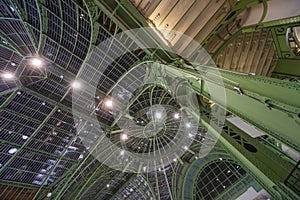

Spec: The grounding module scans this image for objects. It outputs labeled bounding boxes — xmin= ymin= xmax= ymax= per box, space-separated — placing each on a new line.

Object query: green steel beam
xmin=272 ymin=59 xmax=300 ymax=77
xmin=166 ymin=64 xmax=300 ymax=153
xmin=196 ymin=100 xmax=299 ymax=200
xmin=200 ymin=118 xmax=291 ymax=199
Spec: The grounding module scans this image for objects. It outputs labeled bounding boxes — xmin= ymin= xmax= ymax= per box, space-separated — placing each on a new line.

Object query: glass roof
xmin=0 ymin=0 xmax=297 ymax=199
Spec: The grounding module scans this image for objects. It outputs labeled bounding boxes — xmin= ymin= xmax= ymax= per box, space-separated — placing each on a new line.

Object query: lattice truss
xmin=0 ymin=0 xmax=247 ymax=199
xmin=0 ymin=0 xmax=151 ymax=199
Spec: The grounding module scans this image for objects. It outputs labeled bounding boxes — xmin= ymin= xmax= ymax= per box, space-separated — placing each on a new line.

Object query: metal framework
xmin=0 ymin=0 xmax=299 ymax=200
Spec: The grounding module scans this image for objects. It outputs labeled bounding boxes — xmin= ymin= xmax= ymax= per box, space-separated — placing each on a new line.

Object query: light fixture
xmin=47 ymin=192 xmax=52 ymax=198
xmin=71 ymin=81 xmax=80 ymax=89
xmin=185 ymin=122 xmax=191 ymax=128
xmin=9 ymin=6 xmax=15 ymax=12
xmin=10 ymin=62 xmax=16 ymax=66
xmin=22 ymin=135 xmax=28 ymax=140
xmin=120 ymin=150 xmax=125 ymax=155
xmin=105 ymin=99 xmax=113 ymax=108
xmin=120 ymin=133 xmax=128 ymax=141
xmin=155 ymin=112 xmax=162 ymax=119
xmin=31 ymin=58 xmax=43 ymax=68
xmin=106 ymin=184 xmax=110 ymax=188
xmin=8 ymin=148 xmax=18 ymax=154
xmin=173 ymin=158 xmax=177 ymax=162
xmin=2 ymin=72 xmax=14 ymax=79
xmin=174 ymin=113 xmax=180 ymax=119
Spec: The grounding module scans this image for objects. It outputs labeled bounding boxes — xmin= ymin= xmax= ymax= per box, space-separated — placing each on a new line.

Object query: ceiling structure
xmin=0 ymin=0 xmax=300 ymax=200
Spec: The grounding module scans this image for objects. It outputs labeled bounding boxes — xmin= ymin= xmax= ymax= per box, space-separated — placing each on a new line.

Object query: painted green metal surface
xmin=167 ymin=65 xmax=300 ymax=153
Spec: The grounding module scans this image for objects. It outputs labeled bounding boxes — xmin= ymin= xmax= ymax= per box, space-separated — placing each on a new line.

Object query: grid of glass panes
xmin=194 ymin=160 xmax=246 ymax=200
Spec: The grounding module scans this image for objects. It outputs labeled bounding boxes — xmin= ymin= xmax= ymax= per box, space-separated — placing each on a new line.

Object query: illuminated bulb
xmin=174 ymin=113 xmax=180 ymax=119
xmin=47 ymin=193 xmax=52 ymax=197
xmin=9 ymin=6 xmax=15 ymax=12
xmin=106 ymin=184 xmax=110 ymax=188
xmin=183 ymin=146 xmax=188 ymax=150
xmin=105 ymin=99 xmax=113 ymax=108
xmin=10 ymin=62 xmax=16 ymax=66
xmin=71 ymin=81 xmax=80 ymax=89
xmin=2 ymin=72 xmax=14 ymax=79
xmin=185 ymin=123 xmax=191 ymax=128
xmin=120 ymin=150 xmax=124 ymax=155
xmin=31 ymin=58 xmax=43 ymax=67
xmin=22 ymin=135 xmax=28 ymax=140
xmin=155 ymin=112 xmax=162 ymax=119
xmin=120 ymin=134 xmax=128 ymax=141
xmin=8 ymin=148 xmax=18 ymax=154
xmin=130 ymin=188 xmax=133 ymax=192
xmin=173 ymin=158 xmax=177 ymax=162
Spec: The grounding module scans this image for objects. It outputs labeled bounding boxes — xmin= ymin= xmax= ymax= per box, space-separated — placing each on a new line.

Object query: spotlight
xmin=71 ymin=81 xmax=80 ymax=89
xmin=155 ymin=112 xmax=162 ymax=119
xmin=174 ymin=113 xmax=180 ymax=119
xmin=47 ymin=193 xmax=52 ymax=198
xmin=2 ymin=72 xmax=14 ymax=79
xmin=31 ymin=58 xmax=43 ymax=67
xmin=185 ymin=122 xmax=191 ymax=128
xmin=8 ymin=148 xmax=18 ymax=154
xmin=22 ymin=135 xmax=28 ymax=140
xmin=120 ymin=134 xmax=128 ymax=141
xmin=105 ymin=99 xmax=113 ymax=108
